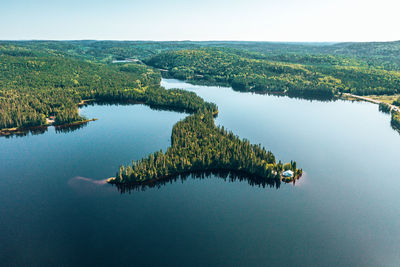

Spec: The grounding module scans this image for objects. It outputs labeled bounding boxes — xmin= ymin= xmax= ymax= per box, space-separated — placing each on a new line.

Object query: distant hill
xmin=1 ymin=40 xmax=399 ymax=69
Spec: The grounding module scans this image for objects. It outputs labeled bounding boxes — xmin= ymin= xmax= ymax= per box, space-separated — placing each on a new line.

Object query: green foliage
xmin=392 ymin=97 xmax=400 ymax=107
xmin=0 ymin=40 xmax=203 ymax=62
xmin=146 ymin=49 xmax=341 ymax=97
xmin=0 ymin=49 xmax=216 ymax=129
xmin=0 ymin=42 xmax=301 ymax=184
xmin=379 ymin=103 xmax=392 ymax=114
xmin=314 ymin=41 xmax=400 ymax=70
xmin=391 ymin=111 xmax=400 ymax=131
xmin=3 ymin=40 xmax=400 ymax=98
xmin=2 ymin=40 xmax=400 ymax=70
xmin=146 ymin=48 xmax=400 ymax=97
xmin=203 ymin=40 xmax=400 ymax=71
xmin=112 ymin=110 xmax=302 ymax=184
xmin=312 ymin=65 xmax=400 ymax=95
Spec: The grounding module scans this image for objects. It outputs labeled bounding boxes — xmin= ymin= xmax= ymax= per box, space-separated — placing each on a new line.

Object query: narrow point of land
xmin=341 ymin=93 xmax=400 ymax=132
xmin=54 ymin=118 xmax=98 ymax=128
xmin=77 ymin=99 xmax=96 ymax=107
xmin=0 ymin=118 xmax=98 ymax=136
xmin=341 ymin=93 xmax=400 ymax=113
xmin=108 ymin=111 xmax=302 ymax=186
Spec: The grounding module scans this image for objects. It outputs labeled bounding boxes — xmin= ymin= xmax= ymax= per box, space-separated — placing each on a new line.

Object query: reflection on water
xmin=1 ymin=121 xmax=89 ymax=138
xmin=112 ymin=170 xmax=282 ymax=194
xmin=0 ymin=85 xmax=337 ymax=139
xmin=2 ymin=78 xmax=400 ymax=266
xmin=390 ymin=121 xmax=400 ymax=134
xmin=286 ymin=91 xmax=336 ymax=101
xmin=2 ymin=126 xmax=48 ymax=138
xmin=85 ymin=100 xmax=194 ymax=115
xmin=165 ymin=77 xmax=337 ymax=102
xmin=55 ymin=121 xmax=89 ymax=134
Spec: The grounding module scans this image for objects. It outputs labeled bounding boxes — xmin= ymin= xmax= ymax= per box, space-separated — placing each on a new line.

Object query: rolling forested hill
xmin=2 ymin=40 xmax=400 ymax=69
xmin=146 ymin=48 xmax=400 ymax=97
xmin=1 ymin=39 xmax=399 ymax=182
xmin=0 ymin=44 xmax=216 ymax=129
xmin=1 ymin=40 xmax=400 ymax=129
xmin=0 ymin=41 xmax=303 ymax=184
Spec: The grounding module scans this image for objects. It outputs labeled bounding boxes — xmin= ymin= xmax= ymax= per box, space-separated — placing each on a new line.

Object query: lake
xmin=1 ymin=79 xmax=399 ymax=266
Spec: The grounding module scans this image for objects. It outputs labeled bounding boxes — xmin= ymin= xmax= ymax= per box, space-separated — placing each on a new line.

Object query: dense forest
xmin=3 ymin=40 xmax=400 ymax=70
xmin=0 ymin=42 xmax=302 ymax=184
xmin=0 ymin=43 xmax=302 ymax=182
xmin=3 ymin=39 xmax=400 ymax=183
xmin=3 ymin=40 xmax=400 ymax=100
xmin=391 ymin=111 xmax=400 ymax=131
xmin=2 ymin=40 xmax=400 ymax=131
xmin=146 ymin=48 xmax=400 ymax=97
xmin=109 ymin=110 xmax=302 ymax=185
xmin=0 ymin=46 xmax=216 ymax=129
xmin=205 ymin=41 xmax=400 ymax=71
xmin=392 ymin=97 xmax=400 ymax=107
xmin=379 ymin=103 xmax=392 ymax=114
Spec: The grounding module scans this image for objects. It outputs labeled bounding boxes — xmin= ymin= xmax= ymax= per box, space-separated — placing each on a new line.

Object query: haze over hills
xmin=2 ymin=39 xmax=400 ymax=69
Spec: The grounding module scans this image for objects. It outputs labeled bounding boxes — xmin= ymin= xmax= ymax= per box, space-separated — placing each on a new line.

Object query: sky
xmin=1 ymin=0 xmax=399 ymax=42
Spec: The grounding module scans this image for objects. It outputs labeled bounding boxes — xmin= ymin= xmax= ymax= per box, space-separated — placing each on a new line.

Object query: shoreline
xmin=54 ymin=118 xmax=98 ymax=128
xmin=107 ymin=168 xmax=302 ymax=186
xmin=0 ymin=118 xmax=98 ymax=137
xmin=340 ymin=93 xmax=400 ymax=113
xmin=77 ymin=99 xmax=96 ymax=106
xmin=0 ymin=94 xmax=217 ymax=137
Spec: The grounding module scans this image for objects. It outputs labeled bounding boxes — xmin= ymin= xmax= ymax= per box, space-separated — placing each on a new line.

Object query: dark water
xmin=1 ymin=80 xmax=400 ymax=266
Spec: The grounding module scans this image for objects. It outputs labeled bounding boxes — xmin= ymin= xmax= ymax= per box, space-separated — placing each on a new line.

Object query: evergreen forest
xmin=2 ymin=39 xmax=400 ymax=182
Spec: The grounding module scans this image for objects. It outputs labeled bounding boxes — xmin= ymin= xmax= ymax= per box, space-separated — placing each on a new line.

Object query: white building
xmin=282 ymin=170 xmax=294 ymax=178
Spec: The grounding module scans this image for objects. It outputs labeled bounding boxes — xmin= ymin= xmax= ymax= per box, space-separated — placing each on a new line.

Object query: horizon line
xmin=0 ymin=39 xmax=399 ymax=44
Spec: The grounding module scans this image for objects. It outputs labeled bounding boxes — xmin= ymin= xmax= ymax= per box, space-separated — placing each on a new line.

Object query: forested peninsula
xmin=0 ymin=48 xmax=216 ymax=133
xmin=0 ymin=43 xmax=301 ymax=184
xmin=3 ymin=39 xmax=400 ymax=183
xmin=109 ymin=111 xmax=302 ymax=186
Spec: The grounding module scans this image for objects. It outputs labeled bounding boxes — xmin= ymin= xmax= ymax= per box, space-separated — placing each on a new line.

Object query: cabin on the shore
xmin=282 ymin=170 xmax=294 ymax=178
xmin=46 ymin=116 xmax=56 ymax=125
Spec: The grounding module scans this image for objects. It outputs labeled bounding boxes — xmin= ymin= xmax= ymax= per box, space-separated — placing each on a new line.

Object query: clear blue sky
xmin=1 ymin=0 xmax=399 ymax=42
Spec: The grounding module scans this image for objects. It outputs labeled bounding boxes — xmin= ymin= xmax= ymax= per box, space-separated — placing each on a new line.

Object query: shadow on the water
xmin=82 ymin=100 xmax=196 ymax=116
xmin=1 ymin=126 xmax=48 ymax=138
xmin=390 ymin=122 xmax=400 ymax=135
xmin=1 ymin=99 xmax=194 ymax=138
xmin=162 ymin=75 xmax=337 ymax=103
xmin=286 ymin=92 xmax=336 ymax=102
xmin=1 ymin=121 xmax=91 ymax=138
xmin=55 ymin=122 xmax=89 ymax=134
xmin=111 ymin=170 xmax=282 ymax=194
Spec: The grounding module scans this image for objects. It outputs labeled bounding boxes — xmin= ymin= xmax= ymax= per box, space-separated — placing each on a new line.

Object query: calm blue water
xmin=0 ymin=79 xmax=399 ymax=266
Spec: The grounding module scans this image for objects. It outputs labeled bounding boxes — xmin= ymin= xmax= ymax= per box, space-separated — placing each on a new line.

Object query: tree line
xmin=0 ymin=49 xmax=216 ymax=129
xmin=1 ymin=42 xmax=303 ymax=184
xmin=145 ymin=48 xmax=400 ymax=98
xmin=391 ymin=111 xmax=400 ymax=131
xmin=110 ymin=110 xmax=302 ymax=185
